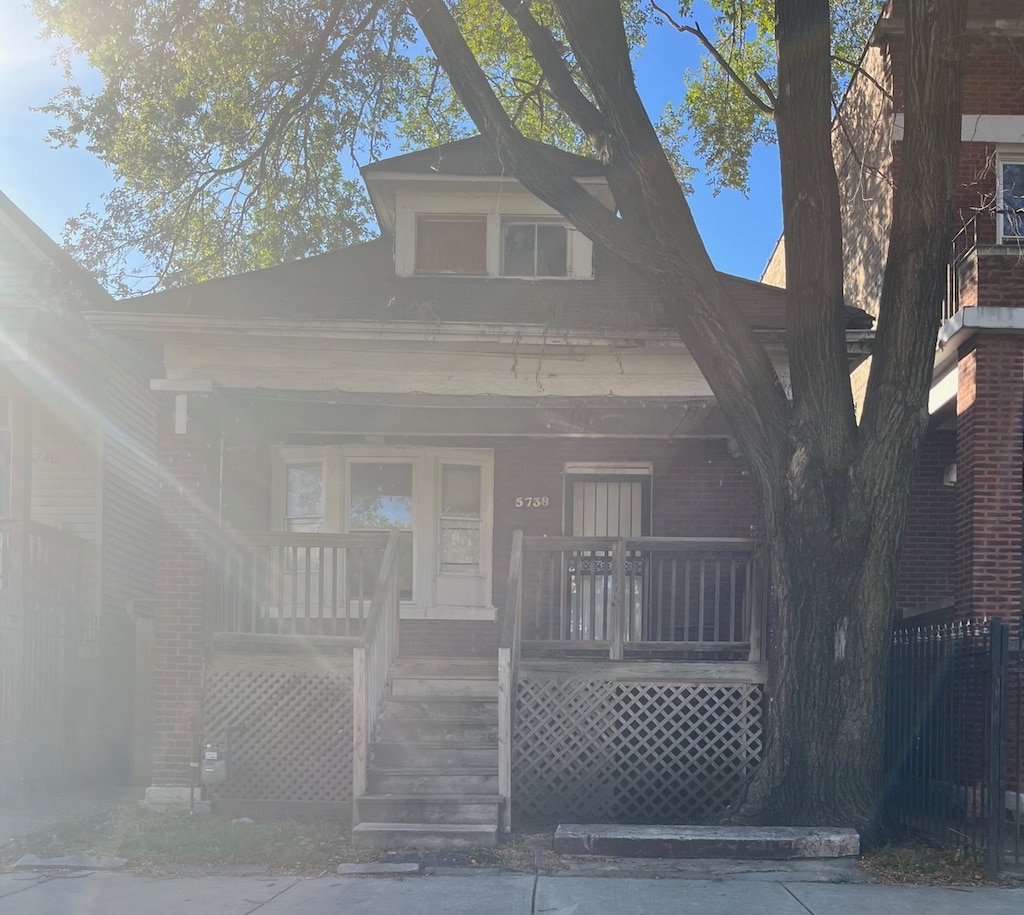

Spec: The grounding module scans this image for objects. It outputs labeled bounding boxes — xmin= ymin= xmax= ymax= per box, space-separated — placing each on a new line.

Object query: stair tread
xmin=373 ymin=740 xmax=498 ymax=748
xmin=369 ymin=765 xmax=497 ymax=774
xmin=392 ymin=659 xmax=497 ymax=678
xmin=353 ymin=822 xmax=497 ymax=834
xmin=359 ymin=793 xmax=502 ymax=803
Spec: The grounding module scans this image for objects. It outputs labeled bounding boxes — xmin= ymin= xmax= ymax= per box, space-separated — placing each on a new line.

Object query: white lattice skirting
xmin=513 ymin=678 xmax=763 ymax=825
xmin=203 ymin=667 xmax=354 ymax=803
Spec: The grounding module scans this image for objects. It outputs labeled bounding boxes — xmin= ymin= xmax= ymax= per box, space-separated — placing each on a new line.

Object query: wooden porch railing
xmin=210 ymin=531 xmax=390 ymax=637
xmin=512 ymin=534 xmax=767 ymax=662
xmin=497 ymin=530 xmax=523 ymax=834
xmin=352 ymin=529 xmax=401 ymax=820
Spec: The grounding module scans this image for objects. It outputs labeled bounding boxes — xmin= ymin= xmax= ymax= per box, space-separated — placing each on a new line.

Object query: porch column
xmin=954 ymin=334 xmax=1024 ymax=622
xmin=144 ymin=392 xmax=220 ymax=809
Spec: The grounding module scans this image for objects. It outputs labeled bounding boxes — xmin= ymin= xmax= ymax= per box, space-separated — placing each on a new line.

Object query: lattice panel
xmin=203 ymin=667 xmax=353 ymax=802
xmin=513 ymin=678 xmax=762 ymax=825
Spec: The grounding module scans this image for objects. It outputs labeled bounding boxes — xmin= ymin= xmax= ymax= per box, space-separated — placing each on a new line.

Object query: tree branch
xmin=496 ymin=0 xmax=608 ymax=140
xmin=650 ymin=1 xmax=775 ymax=113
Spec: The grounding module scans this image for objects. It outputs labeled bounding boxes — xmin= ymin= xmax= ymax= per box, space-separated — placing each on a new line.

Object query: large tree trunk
xmin=411 ymin=0 xmax=965 ymax=834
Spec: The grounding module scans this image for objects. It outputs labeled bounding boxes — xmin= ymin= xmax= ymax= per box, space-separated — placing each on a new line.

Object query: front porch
xmin=200 ymin=529 xmax=768 ymax=841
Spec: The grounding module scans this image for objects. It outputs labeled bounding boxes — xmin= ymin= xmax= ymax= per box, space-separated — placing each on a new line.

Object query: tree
xmin=33 ymin=0 xmax=966 ymax=834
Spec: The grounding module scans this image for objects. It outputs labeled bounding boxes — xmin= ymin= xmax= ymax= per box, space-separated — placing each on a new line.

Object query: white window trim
xmin=394 ymin=190 xmax=593 ymax=280
xmin=997 ymin=147 xmax=1024 ymax=245
xmin=272 ymin=445 xmax=495 ymax=621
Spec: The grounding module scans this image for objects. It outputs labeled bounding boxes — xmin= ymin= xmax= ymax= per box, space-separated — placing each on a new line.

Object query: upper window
xmin=999 ymin=155 xmax=1024 ymax=243
xmin=415 ymin=215 xmax=487 ymax=275
xmin=501 ymin=221 xmax=569 ymax=277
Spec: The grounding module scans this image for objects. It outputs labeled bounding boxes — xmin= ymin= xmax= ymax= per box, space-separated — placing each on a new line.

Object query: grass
xmin=0 ymin=806 xmax=535 ymax=875
xmin=860 ymin=842 xmax=1006 ymax=886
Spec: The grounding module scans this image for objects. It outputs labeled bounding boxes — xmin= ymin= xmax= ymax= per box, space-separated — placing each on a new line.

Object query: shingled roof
xmin=97 ymin=236 xmax=870 ymax=335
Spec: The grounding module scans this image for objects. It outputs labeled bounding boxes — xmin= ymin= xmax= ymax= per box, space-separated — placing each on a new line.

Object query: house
xmin=0 ymin=191 xmax=159 ymax=800
xmin=83 ymin=135 xmax=874 ymax=843
xmin=764 ymin=0 xmax=1024 ymax=631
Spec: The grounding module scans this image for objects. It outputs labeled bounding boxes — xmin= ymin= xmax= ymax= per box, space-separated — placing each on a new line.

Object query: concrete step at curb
xmin=372 ymin=740 xmax=498 ymax=768
xmin=368 ymin=767 xmax=499 ymax=796
xmin=380 ymin=696 xmax=497 ymax=719
xmin=390 ymin=676 xmax=498 ymax=699
xmin=377 ymin=716 xmax=499 ymax=743
xmin=356 ymin=793 xmax=502 ymax=825
xmin=552 ymin=825 xmax=860 ymax=859
xmin=352 ymin=821 xmax=498 ymax=849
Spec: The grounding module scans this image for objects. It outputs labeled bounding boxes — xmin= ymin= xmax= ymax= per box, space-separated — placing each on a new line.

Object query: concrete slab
xmin=786 ymin=882 xmax=1024 ymax=915
xmin=259 ymin=874 xmax=535 ymax=915
xmin=335 ymin=861 xmax=421 ymax=875
xmin=536 ymin=875 xmax=811 ymax=914
xmin=553 ymin=824 xmax=859 ymax=858
xmin=0 ymin=873 xmax=300 ymax=915
xmin=15 ymin=854 xmax=126 ymax=870
xmin=546 ymin=855 xmax=873 ymax=883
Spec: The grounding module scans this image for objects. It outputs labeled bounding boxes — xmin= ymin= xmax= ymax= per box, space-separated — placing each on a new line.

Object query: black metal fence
xmin=885 ymin=619 xmax=1023 ymax=877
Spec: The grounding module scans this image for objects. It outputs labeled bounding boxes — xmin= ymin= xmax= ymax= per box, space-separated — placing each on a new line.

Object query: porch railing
xmin=210 ymin=531 xmax=390 ymax=638
xmin=943 ymin=214 xmax=979 ymax=322
xmin=352 ymin=530 xmax=401 ymax=819
xmin=514 ymin=534 xmax=766 ymax=661
xmin=497 ymin=530 xmax=523 ymax=834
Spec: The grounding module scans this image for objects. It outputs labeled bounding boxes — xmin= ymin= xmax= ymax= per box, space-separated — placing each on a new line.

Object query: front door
xmin=564 ymin=473 xmax=650 ymax=640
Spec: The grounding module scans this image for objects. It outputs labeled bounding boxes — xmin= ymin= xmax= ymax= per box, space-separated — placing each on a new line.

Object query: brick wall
xmin=150 ymin=396 xmax=219 ymax=786
xmin=896 ymin=428 xmax=957 ymax=614
xmin=955 ymin=334 xmax=1024 ymax=622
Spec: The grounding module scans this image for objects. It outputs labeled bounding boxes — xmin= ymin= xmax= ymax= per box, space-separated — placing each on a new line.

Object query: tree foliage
xmin=33 ymin=0 xmax=878 ymax=292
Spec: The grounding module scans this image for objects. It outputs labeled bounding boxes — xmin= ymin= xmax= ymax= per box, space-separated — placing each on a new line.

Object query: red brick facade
xmin=150 ymin=396 xmax=219 ymax=786
xmin=954 ymin=336 xmax=1024 ymax=622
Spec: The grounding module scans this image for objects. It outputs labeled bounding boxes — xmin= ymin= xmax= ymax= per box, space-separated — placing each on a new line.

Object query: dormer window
xmin=502 ymin=220 xmax=569 ymax=277
xmin=395 ymin=193 xmax=594 ymax=279
xmin=415 ymin=215 xmax=487 ymax=275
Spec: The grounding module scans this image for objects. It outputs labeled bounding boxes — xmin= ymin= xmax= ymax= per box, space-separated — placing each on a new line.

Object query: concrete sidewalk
xmin=2 ymin=865 xmax=1023 ymax=914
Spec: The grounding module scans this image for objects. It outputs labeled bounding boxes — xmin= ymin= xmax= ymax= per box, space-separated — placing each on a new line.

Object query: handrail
xmin=497 ymin=530 xmax=523 ymax=834
xmin=352 ymin=529 xmax=401 ymax=821
xmin=517 ymin=535 xmax=765 ymax=656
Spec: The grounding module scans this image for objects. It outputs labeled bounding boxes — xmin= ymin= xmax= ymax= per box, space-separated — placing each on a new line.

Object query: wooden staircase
xmin=352 ymin=658 xmax=502 ymax=848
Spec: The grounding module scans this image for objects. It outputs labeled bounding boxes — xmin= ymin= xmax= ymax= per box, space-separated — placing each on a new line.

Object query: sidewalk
xmin=2 ymin=863 xmax=1023 ymax=914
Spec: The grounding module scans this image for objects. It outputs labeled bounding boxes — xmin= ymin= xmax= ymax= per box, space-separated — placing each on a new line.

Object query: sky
xmin=0 ymin=1 xmax=782 ymax=288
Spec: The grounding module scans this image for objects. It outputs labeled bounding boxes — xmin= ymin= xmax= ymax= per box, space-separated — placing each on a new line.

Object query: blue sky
xmin=0 ymin=1 xmax=782 ymax=286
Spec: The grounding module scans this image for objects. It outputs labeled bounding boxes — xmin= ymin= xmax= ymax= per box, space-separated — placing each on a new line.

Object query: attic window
xmin=501 ymin=220 xmax=569 ymax=277
xmin=415 ymin=215 xmax=487 ymax=275
xmin=999 ymin=154 xmax=1024 ymax=243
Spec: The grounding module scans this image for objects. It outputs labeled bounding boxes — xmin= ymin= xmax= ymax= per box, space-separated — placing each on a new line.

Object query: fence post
xmin=986 ymin=619 xmax=1008 ymax=880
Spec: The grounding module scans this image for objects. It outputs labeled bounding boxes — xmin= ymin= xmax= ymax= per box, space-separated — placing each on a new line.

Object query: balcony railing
xmin=509 ymin=534 xmax=767 ymax=662
xmin=210 ymin=531 xmax=391 ymax=638
xmin=944 ymin=215 xmax=980 ymax=323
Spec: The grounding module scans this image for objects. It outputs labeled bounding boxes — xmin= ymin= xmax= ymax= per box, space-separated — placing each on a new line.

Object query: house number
xmin=515 ymin=496 xmax=550 ymax=508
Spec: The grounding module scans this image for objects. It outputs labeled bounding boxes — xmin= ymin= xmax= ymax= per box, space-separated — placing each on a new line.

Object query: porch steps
xmin=353 ymin=658 xmax=502 ymax=849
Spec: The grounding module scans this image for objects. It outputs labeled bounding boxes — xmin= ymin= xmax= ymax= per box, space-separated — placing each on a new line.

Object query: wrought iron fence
xmin=885 ymin=618 xmax=1023 ymax=877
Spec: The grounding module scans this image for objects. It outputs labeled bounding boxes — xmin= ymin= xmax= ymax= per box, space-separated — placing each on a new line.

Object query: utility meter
xmin=200 ymin=743 xmax=228 ymax=785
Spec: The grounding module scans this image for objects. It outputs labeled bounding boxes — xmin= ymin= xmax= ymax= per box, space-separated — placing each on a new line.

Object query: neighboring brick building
xmin=765 ymin=1 xmax=1024 ymax=627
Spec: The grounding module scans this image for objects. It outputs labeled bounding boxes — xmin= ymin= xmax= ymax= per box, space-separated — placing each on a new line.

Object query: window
xmin=349 ymin=461 xmax=414 ymax=601
xmin=415 ymin=215 xmax=487 ymax=275
xmin=439 ymin=463 xmax=482 ymax=574
xmin=502 ymin=221 xmax=569 ymax=277
xmin=285 ymin=463 xmax=324 ymax=533
xmin=273 ymin=446 xmax=493 ymax=617
xmin=999 ymin=154 xmax=1024 ymax=243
